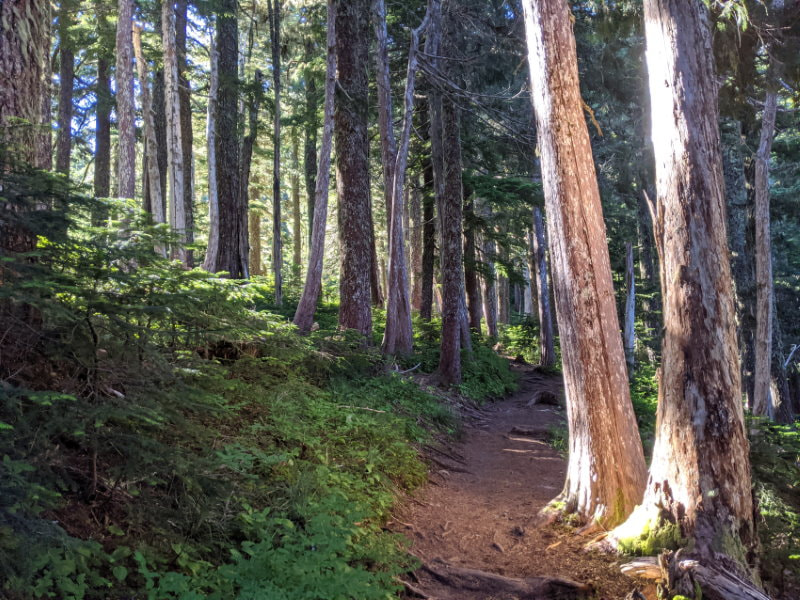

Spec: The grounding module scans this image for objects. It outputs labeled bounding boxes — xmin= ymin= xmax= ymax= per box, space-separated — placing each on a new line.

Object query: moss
xmin=616 ymin=517 xmax=686 ymax=556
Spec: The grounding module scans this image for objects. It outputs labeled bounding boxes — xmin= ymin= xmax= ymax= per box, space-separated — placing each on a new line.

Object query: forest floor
xmin=391 ymin=363 xmax=654 ymax=600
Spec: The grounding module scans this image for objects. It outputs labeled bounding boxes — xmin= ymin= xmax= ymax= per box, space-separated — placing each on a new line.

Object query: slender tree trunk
xmin=163 ymin=0 xmax=187 ymax=264
xmin=481 ymin=204 xmax=498 ymax=338
xmin=203 ymin=33 xmax=220 ymax=271
xmin=293 ymin=0 xmax=336 ymax=333
xmin=303 ymin=38 xmax=318 ymax=250
xmin=522 ymin=0 xmax=646 ymax=526
xmin=373 ymin=0 xmax=397 ymax=236
xmin=335 ymin=0 xmax=373 ymax=337
xmin=211 ymin=0 xmax=246 ymax=278
xmin=56 ymin=0 xmax=74 ymax=174
xmin=269 ymin=0 xmax=283 ymax=305
xmin=411 ymin=173 xmax=424 ymax=312
xmin=176 ymin=0 xmax=194 ymax=267
xmin=611 ymin=3 xmax=758 ymax=590
xmin=116 ymin=0 xmax=136 ymax=198
xmin=93 ymin=55 xmax=112 ymax=212
xmin=623 ymin=241 xmax=636 ymax=374
xmin=153 ymin=72 xmax=168 ymax=221
xmin=532 ymin=207 xmax=554 ymax=367
xmin=132 ymin=25 xmax=165 ymax=230
xmin=292 ymin=134 xmax=302 ymax=274
xmin=249 ymin=211 xmax=262 ymax=275
xmin=464 ymin=195 xmax=483 ymax=331
xmin=382 ymin=7 xmax=428 ymax=356
xmin=419 ymin=106 xmax=436 ymax=321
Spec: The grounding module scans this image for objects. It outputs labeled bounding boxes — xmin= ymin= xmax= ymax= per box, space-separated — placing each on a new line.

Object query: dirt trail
xmin=393 ymin=364 xmax=644 ymax=600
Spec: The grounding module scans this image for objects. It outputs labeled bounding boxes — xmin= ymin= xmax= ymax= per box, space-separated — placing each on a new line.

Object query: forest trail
xmin=392 ymin=364 xmax=646 ymax=600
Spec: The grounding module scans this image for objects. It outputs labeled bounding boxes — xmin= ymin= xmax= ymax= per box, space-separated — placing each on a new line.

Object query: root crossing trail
xmin=393 ymin=364 xmax=640 ymax=600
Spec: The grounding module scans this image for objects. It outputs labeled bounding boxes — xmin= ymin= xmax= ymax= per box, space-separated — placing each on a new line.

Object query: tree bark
xmin=437 ymin=96 xmax=466 ymax=385
xmin=611 ymin=1 xmax=758 ymax=586
xmin=115 ymin=0 xmax=136 ymax=198
xmin=464 ymin=195 xmax=483 ymax=331
xmin=176 ymin=0 xmax=194 ymax=267
xmin=419 ymin=104 xmax=436 ymax=321
xmin=56 ymin=0 xmax=74 ymax=175
xmin=239 ymin=69 xmax=263 ymax=274
xmin=532 ymin=207 xmax=554 ymax=367
xmin=210 ymin=0 xmax=246 ymax=278
xmin=163 ymin=0 xmax=187 ymax=264
xmin=335 ymin=0 xmax=373 ymax=338
xmin=93 ymin=53 xmax=112 ymax=210
xmin=410 ymin=173 xmax=424 ymax=312
xmin=522 ymin=0 xmax=647 ymax=526
xmin=132 ymin=25 xmax=165 ymax=231
xmin=293 ymin=0 xmax=336 ymax=333
xmin=268 ymin=0 xmax=283 ymax=305
xmin=249 ymin=211 xmax=262 ymax=275
xmin=292 ymin=133 xmax=302 ymax=274
xmin=623 ymin=241 xmax=635 ymax=374
xmin=304 ymin=38 xmax=318 ymax=250
xmin=202 ymin=33 xmax=220 ymax=271
xmin=373 ymin=0 xmax=397 ymax=237
xmin=382 ymin=6 xmax=428 ymax=356
xmin=481 ymin=203 xmax=498 ymax=339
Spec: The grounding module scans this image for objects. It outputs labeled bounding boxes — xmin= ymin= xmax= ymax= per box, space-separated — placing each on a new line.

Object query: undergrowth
xmin=0 ymin=164 xmax=515 ymax=599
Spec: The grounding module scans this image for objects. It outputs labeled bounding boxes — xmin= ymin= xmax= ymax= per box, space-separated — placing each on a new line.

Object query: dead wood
xmin=421 ymin=559 xmax=591 ymax=599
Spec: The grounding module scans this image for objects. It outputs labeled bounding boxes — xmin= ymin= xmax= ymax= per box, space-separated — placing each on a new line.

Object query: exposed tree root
xmin=420 ymin=559 xmax=591 ymax=599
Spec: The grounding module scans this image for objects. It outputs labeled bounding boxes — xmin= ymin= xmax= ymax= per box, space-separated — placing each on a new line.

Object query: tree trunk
xmin=202 ymin=33 xmax=220 ymax=271
xmin=0 ymin=0 xmax=52 ymax=253
xmin=239 ymin=69 xmax=263 ymax=274
xmin=210 ymin=0 xmax=246 ymax=278
xmin=373 ymin=0 xmax=397 ymax=237
xmin=292 ymin=133 xmax=302 ymax=274
xmin=56 ymin=0 xmax=74 ymax=175
xmin=623 ymin=241 xmax=636 ymax=374
xmin=115 ymin=0 xmax=136 ymax=198
xmin=522 ymin=0 xmax=647 ymax=526
xmin=176 ymin=0 xmax=194 ymax=267
xmin=163 ymin=0 xmax=187 ymax=264
xmin=269 ymin=0 xmax=283 ymax=305
xmin=411 ymin=173 xmax=424 ymax=312
xmin=611 ymin=1 xmax=757 ymax=587
xmin=93 ymin=54 xmax=112 ymax=217
xmin=437 ymin=96 xmax=465 ymax=385
xmin=153 ymin=71 xmax=168 ymax=222
xmin=481 ymin=204 xmax=498 ymax=339
xmin=293 ymin=0 xmax=336 ymax=334
xmin=532 ymin=207 xmax=554 ymax=368
xmin=335 ymin=0 xmax=373 ymax=337
xmin=419 ymin=106 xmax=436 ymax=321
xmin=132 ymin=25 xmax=165 ymax=231
xmin=303 ymin=38 xmax=318 ymax=250
xmin=381 ymin=6 xmax=428 ymax=356
xmin=464 ymin=195 xmax=483 ymax=331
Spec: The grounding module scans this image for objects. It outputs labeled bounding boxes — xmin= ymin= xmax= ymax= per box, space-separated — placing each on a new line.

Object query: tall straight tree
xmin=334 ymin=0 xmax=373 ymax=337
xmin=163 ymin=0 xmax=187 ymax=264
xmin=56 ymin=0 xmax=75 ymax=174
xmin=294 ymin=0 xmax=336 ymax=334
xmin=116 ymin=0 xmax=136 ymax=198
xmin=209 ymin=0 xmax=246 ymax=278
xmin=203 ymin=32 xmax=220 ymax=271
xmin=240 ymin=69 xmax=263 ymax=274
xmin=381 ymin=4 xmax=428 ymax=356
xmin=532 ymin=207 xmax=554 ymax=367
xmin=291 ymin=134 xmax=302 ymax=273
xmin=611 ymin=2 xmax=760 ymax=594
xmin=522 ymin=0 xmax=647 ymax=526
xmin=303 ymin=37 xmax=318 ymax=249
xmin=175 ymin=0 xmax=194 ymax=266
xmin=268 ymin=0 xmax=283 ymax=305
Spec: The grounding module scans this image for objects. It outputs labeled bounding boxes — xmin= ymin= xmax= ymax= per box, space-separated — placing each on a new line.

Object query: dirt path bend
xmin=393 ymin=364 xmax=641 ymax=600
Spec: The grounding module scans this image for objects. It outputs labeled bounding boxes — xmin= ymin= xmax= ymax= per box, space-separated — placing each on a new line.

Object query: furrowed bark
xmin=202 ymin=32 xmax=220 ymax=271
xmin=624 ymin=241 xmax=635 ymax=374
xmin=532 ymin=207 xmax=554 ymax=368
xmin=268 ymin=0 xmax=283 ymax=305
xmin=115 ymin=0 xmax=136 ymax=198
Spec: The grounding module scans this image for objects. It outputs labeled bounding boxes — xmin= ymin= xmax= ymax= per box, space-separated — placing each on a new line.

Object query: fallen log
xmin=421 ymin=559 xmax=591 ymax=599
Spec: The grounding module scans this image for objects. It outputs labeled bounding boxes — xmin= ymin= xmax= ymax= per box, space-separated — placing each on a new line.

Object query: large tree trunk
xmin=463 ymin=195 xmax=483 ymax=331
xmin=532 ymin=207 xmax=554 ymax=367
xmin=611 ymin=2 xmax=758 ymax=590
xmin=0 ymin=0 xmax=52 ymax=248
xmin=335 ymin=0 xmax=373 ymax=337
xmin=522 ymin=0 xmax=647 ymax=526
xmin=115 ymin=0 xmax=136 ymax=198
xmin=623 ymin=241 xmax=636 ymax=374
xmin=210 ymin=0 xmax=246 ymax=278
xmin=373 ymin=0 xmax=397 ymax=237
xmin=176 ymin=0 xmax=194 ymax=267
xmin=56 ymin=0 xmax=74 ymax=175
xmin=293 ymin=0 xmax=336 ymax=334
xmin=132 ymin=25 xmax=165 ymax=231
xmin=93 ymin=53 xmax=112 ymax=217
xmin=163 ymin=0 xmax=187 ymax=264
xmin=481 ymin=204 xmax=498 ymax=339
xmin=419 ymin=108 xmax=436 ymax=321
xmin=437 ymin=96 xmax=466 ymax=385
xmin=269 ymin=0 xmax=283 ymax=305
xmin=381 ymin=6 xmax=428 ymax=356
xmin=202 ymin=34 xmax=220 ymax=271
xmin=239 ymin=69 xmax=263 ymax=274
